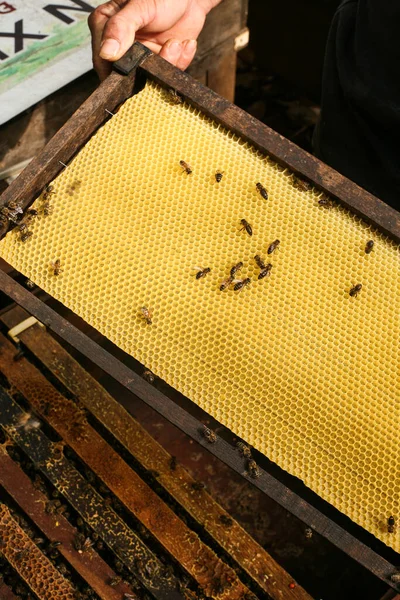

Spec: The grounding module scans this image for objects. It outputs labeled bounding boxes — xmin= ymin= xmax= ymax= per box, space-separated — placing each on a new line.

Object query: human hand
xmin=89 ymin=0 xmax=222 ymax=81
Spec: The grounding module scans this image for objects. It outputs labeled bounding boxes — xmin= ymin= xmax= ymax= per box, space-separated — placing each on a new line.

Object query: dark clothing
xmin=315 ymin=0 xmax=400 ymax=211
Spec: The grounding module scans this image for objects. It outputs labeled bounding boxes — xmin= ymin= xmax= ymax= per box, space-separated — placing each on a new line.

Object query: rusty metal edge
xmin=0 ymin=271 xmax=398 ymax=591
xmin=0 ymin=448 xmax=135 ymax=600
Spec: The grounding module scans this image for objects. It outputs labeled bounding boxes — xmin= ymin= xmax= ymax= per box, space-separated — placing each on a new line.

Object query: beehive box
xmin=2 ymin=81 xmax=399 ymax=551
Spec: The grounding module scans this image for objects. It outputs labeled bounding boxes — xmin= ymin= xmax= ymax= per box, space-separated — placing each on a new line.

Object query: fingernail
xmin=167 ymin=41 xmax=181 ymax=59
xmin=100 ymin=39 xmax=120 ymax=59
xmin=185 ymin=39 xmax=197 ymax=52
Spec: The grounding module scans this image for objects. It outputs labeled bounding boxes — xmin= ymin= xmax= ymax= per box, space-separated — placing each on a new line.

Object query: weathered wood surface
xmin=1 ymin=304 xmax=312 ymax=600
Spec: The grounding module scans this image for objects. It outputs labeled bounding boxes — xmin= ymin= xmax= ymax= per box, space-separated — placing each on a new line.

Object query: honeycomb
xmin=0 ymin=504 xmax=76 ymax=599
xmin=1 ymin=81 xmax=399 ymax=551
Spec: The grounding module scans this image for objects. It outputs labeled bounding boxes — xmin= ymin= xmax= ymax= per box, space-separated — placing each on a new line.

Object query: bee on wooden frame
xmin=247 ymin=459 xmax=261 ymax=479
xmin=166 ymin=88 xmax=183 ymax=104
xmin=318 ymin=196 xmax=334 ymax=209
xmin=108 ymin=576 xmax=122 ymax=587
xmin=236 ymin=441 xmax=252 ymax=459
xmin=191 ymin=481 xmax=205 ymax=492
xmin=202 ymin=426 xmax=217 ymax=443
xmin=179 ymin=160 xmax=192 ymax=175
xmin=240 ymin=219 xmax=253 ymax=236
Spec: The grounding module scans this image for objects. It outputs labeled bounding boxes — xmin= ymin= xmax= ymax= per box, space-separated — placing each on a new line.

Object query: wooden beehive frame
xmin=0 ymin=43 xmax=399 ymax=592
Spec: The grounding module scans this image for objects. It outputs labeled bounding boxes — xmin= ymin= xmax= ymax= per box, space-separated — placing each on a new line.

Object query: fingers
xmin=88 ymin=1 xmax=118 ymax=80
xmin=158 ymin=39 xmax=197 ymax=70
xmin=99 ymin=0 xmax=152 ymax=61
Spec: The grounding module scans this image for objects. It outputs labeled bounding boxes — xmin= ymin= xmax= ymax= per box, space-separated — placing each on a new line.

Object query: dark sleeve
xmin=315 ymin=0 xmax=400 ymax=210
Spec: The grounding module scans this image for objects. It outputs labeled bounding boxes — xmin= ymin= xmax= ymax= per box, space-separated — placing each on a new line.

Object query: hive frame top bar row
xmin=0 ymin=41 xmax=398 ymax=592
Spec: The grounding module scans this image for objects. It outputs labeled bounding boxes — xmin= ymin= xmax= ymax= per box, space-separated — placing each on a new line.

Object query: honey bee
xmin=349 ymin=283 xmax=362 ymax=297
xmin=166 ymin=88 xmax=183 ymax=104
xmin=292 ymin=176 xmax=311 ymax=192
xmin=247 ymin=459 xmax=261 ymax=479
xmin=230 ymin=261 xmax=243 ymax=278
xmin=215 ymin=171 xmax=224 ymax=183
xmin=258 ymin=263 xmax=273 ymax=280
xmin=42 ymin=199 xmax=53 ymax=216
xmin=318 ymin=196 xmax=334 ymax=209
xmin=236 ymin=441 xmax=252 ymax=459
xmin=191 ymin=481 xmax=205 ymax=491
xmin=20 ymin=230 xmax=33 ymax=243
xmin=17 ymin=209 xmax=37 ymax=233
xmin=26 ymin=279 xmax=35 ymax=289
xmin=43 ymin=184 xmax=55 ymax=199
xmin=51 ymin=259 xmax=62 ymax=276
xmin=195 ymin=267 xmax=211 ymax=279
xmin=3 ymin=200 xmax=23 ymax=223
xmin=220 ymin=276 xmax=233 ymax=291
xmin=267 ymin=239 xmax=280 ymax=254
xmin=143 ymin=370 xmax=155 ymax=383
xmin=180 ymin=160 xmax=192 ymax=175
xmin=16 ymin=548 xmax=30 ymax=560
xmin=256 ymin=182 xmax=268 ymax=200
xmin=140 ymin=306 xmax=152 ymax=324
xmin=365 ymin=240 xmax=374 ymax=254
xmin=74 ymin=533 xmax=93 ymax=553
xmin=219 ymin=515 xmax=233 ymax=527
xmin=202 ymin=426 xmax=217 ymax=443
xmin=254 ymin=255 xmax=266 ymax=269
xmin=108 ymin=576 xmax=122 ymax=587
xmin=388 ymin=515 xmax=396 ymax=533
xmin=15 ymin=412 xmax=41 ymax=432
xmin=305 ymin=528 xmax=313 ymax=539
xmin=390 ymin=572 xmax=400 ymax=583
xmin=240 ymin=219 xmax=253 ymax=236
xmin=233 ymin=277 xmax=251 ymax=292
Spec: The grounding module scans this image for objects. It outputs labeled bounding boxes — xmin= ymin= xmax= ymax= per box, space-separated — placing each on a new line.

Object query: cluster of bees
xmin=200 ymin=424 xmax=261 ymax=479
xmin=138 ymin=165 xmax=374 ymax=330
xmin=9 ymin=184 xmax=54 ymax=244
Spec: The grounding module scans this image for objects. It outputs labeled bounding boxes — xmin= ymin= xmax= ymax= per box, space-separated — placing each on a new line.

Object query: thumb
xmin=99 ymin=1 xmax=152 ymax=61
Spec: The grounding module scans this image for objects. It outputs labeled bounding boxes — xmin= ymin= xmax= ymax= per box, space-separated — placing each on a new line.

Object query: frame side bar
xmin=0 ymin=270 xmax=398 ymax=590
xmin=0 ymin=71 xmax=135 ymax=218
xmin=139 ymin=52 xmax=400 ymax=242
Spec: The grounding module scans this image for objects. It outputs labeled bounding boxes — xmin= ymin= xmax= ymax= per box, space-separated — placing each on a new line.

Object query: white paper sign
xmin=0 ymin=0 xmax=104 ymax=125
